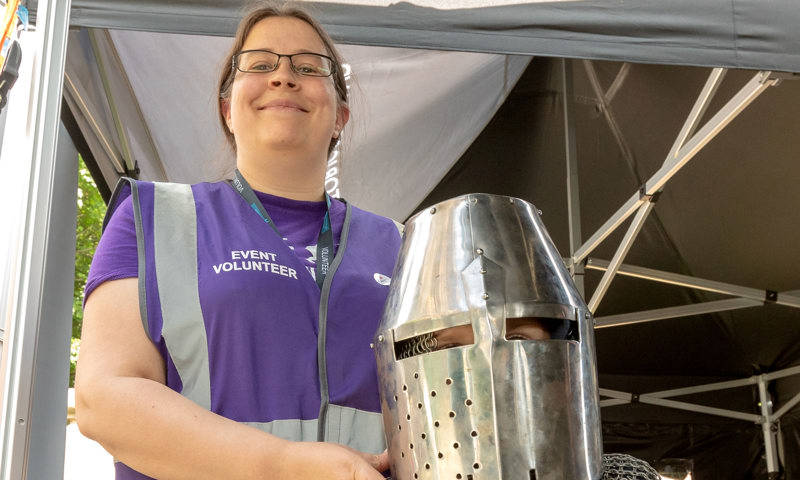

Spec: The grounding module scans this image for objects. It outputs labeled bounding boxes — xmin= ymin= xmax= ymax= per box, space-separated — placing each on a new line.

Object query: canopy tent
xmin=42 ymin=0 xmax=800 ymax=72
xmin=46 ymin=0 xmax=800 ymax=221
xmin=2 ymin=1 xmax=799 ymax=479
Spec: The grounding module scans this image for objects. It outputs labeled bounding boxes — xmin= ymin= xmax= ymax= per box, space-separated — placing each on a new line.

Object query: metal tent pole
xmin=600 ymin=366 xmax=800 ymax=412
xmin=573 ymin=69 xmax=779 ymax=266
xmin=599 ymin=388 xmax=761 ymax=422
xmin=595 ymin=297 xmax=761 ymax=328
xmin=583 ymin=68 xmax=727 ymax=311
xmin=87 ymin=28 xmax=137 ymax=176
xmin=587 ymin=199 xmax=654 ymax=313
xmin=562 ymin=58 xmax=585 ymax=296
xmin=0 ymin=0 xmax=73 ymax=478
xmin=586 ymin=259 xmax=800 ymax=310
xmin=85 ymin=28 xmax=168 ymax=180
xmin=757 ymin=376 xmax=780 ymax=478
xmin=600 ymin=365 xmax=800 ymax=476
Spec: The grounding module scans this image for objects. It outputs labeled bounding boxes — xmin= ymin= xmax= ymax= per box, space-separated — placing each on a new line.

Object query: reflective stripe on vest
xmin=153 ymin=182 xmax=212 ymax=410
xmin=246 ymin=405 xmax=385 ymax=453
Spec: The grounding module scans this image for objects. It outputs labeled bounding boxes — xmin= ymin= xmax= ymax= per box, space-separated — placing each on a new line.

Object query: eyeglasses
xmin=232 ymin=49 xmax=336 ymax=77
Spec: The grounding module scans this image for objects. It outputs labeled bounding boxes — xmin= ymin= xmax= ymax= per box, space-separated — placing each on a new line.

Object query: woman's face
xmin=223 ymin=16 xmax=348 ymax=159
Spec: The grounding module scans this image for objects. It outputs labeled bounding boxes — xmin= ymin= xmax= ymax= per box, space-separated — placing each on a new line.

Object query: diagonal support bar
xmin=668 ymin=71 xmax=779 ymax=184
xmin=773 ymin=391 xmax=800 ymax=421
xmin=666 ymin=68 xmax=727 ymax=162
xmin=595 ymin=298 xmax=761 ymax=328
xmin=599 ymin=388 xmax=761 ymax=422
xmin=573 ymin=69 xmax=778 ymax=265
xmin=586 ymin=259 xmax=800 ymax=310
xmin=88 ymin=28 xmax=136 ymax=175
xmin=763 ymin=365 xmax=800 ymax=382
xmin=647 ymin=365 xmax=800 ymax=400
xmin=646 ymin=377 xmax=758 ymax=398
xmin=588 ymin=200 xmax=655 ymax=312
xmin=583 ymin=60 xmax=639 ymax=180
xmin=604 ymin=62 xmax=631 ymax=104
xmin=600 ymin=365 xmax=800 ymax=444
xmin=63 ymin=73 xmax=127 ymax=175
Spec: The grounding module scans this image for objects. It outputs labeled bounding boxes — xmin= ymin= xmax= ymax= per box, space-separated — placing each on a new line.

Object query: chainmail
xmin=602 ymin=453 xmax=661 ymax=480
xmin=396 ymin=332 xmax=438 ymax=359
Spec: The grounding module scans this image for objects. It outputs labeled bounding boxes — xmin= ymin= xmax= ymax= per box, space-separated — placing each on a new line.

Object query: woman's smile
xmin=259 ymin=98 xmax=308 ymax=113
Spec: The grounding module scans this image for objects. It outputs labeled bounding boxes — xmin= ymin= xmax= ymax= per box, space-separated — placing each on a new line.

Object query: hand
xmin=280 ymin=442 xmax=389 ymax=480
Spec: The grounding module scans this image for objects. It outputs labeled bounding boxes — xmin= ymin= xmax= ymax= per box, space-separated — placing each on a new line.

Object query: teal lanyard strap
xmin=231 ymin=169 xmax=333 ymax=289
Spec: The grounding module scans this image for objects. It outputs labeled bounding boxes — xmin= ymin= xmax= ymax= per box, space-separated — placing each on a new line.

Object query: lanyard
xmin=231 ymin=169 xmax=333 ymax=289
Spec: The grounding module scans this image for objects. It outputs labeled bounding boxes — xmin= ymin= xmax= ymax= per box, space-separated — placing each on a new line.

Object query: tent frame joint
xmin=637 ymin=184 xmax=660 ymax=202
xmin=765 ymin=290 xmax=778 ymax=303
xmin=761 ymin=71 xmax=797 ymax=86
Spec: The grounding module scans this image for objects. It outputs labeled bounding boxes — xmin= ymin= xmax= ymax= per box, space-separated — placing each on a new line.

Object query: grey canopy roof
xmin=39 ymin=0 xmax=800 ymax=72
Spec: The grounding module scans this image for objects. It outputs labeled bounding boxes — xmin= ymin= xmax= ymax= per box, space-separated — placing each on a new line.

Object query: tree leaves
xmin=70 ymin=157 xmax=106 ymax=387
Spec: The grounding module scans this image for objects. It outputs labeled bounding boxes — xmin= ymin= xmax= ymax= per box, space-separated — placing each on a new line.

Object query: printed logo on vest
xmin=212 ymin=249 xmax=298 ymax=280
xmin=373 ymin=273 xmax=391 ymax=286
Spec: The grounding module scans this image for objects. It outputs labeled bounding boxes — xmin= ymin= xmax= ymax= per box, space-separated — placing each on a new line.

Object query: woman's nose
xmin=269 ymin=59 xmax=298 ymax=88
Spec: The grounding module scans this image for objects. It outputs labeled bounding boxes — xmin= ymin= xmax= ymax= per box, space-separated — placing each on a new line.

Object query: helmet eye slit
xmin=393 ymin=316 xmax=575 ymax=360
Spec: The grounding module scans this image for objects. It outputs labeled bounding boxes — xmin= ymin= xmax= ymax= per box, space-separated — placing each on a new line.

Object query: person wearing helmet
xmin=375 ymin=193 xmax=659 ymax=480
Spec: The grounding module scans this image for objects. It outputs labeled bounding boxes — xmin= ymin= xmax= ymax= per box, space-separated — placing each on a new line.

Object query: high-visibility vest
xmin=106 ymin=179 xmax=402 ymax=479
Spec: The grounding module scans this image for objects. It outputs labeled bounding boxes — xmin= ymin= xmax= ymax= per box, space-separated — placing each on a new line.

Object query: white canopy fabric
xmin=64 ymin=28 xmax=529 ymax=219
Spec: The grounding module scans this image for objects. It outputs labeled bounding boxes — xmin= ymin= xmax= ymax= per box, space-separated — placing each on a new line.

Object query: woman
xmin=76 ymin=4 xmax=401 ymax=479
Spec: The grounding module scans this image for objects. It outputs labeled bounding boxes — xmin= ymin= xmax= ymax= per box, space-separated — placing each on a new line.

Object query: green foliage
xmin=71 ymin=157 xmax=106 ymax=387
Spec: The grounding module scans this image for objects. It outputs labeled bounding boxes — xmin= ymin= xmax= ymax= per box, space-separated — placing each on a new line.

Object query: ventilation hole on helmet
xmin=425 ymin=463 xmax=431 ymax=470
xmin=407 ymin=414 xmax=411 ymax=420
xmin=449 ymin=411 xmax=456 ymax=418
xmin=414 ymin=474 xmax=418 ymax=479
xmin=410 ymin=443 xmax=414 ymax=449
xmin=438 ymin=452 xmax=444 ymax=459
xmin=467 ymin=475 xmax=474 ymax=480
xmin=465 ymin=398 xmax=473 ymax=406
xmin=414 ymin=372 xmax=419 ymax=379
xmin=529 ymin=469 xmax=537 ymax=480
xmin=398 ymin=424 xmax=402 ymax=431
xmin=431 ymin=390 xmax=437 ymax=397
xmin=403 ymin=384 xmax=408 ymax=391
xmin=421 ymin=432 xmax=426 ymax=439
xmin=456 ymin=474 xmax=462 ymax=479
xmin=453 ymin=442 xmax=460 ymax=449
xmin=473 ymin=463 xmax=480 ymax=470
xmin=470 ymin=430 xmax=478 ymax=437
xmin=434 ymin=421 xmax=440 ymax=427
xmin=401 ymin=452 xmax=405 ymax=458
xmin=394 ymin=395 xmax=398 ymax=401
xmin=446 ymin=378 xmax=453 ymax=385
xmin=417 ymin=402 xmax=423 ymax=409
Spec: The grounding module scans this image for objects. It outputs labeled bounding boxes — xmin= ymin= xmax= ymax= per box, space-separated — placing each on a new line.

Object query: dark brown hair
xmin=217 ymin=2 xmax=348 ymax=154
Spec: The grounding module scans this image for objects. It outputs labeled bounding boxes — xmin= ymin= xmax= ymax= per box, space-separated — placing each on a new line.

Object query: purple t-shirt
xmin=87 ymin=180 xmax=402 ymax=480
xmin=86 ymin=190 xmax=338 ymax=302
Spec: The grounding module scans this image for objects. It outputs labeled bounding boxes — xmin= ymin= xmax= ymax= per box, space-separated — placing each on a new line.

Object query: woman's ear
xmin=333 ymin=104 xmax=350 ymax=139
xmin=221 ymin=98 xmax=233 ymax=133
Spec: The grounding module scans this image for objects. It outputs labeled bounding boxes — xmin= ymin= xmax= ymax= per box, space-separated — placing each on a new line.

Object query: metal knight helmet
xmin=374 ymin=193 xmax=602 ymax=480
